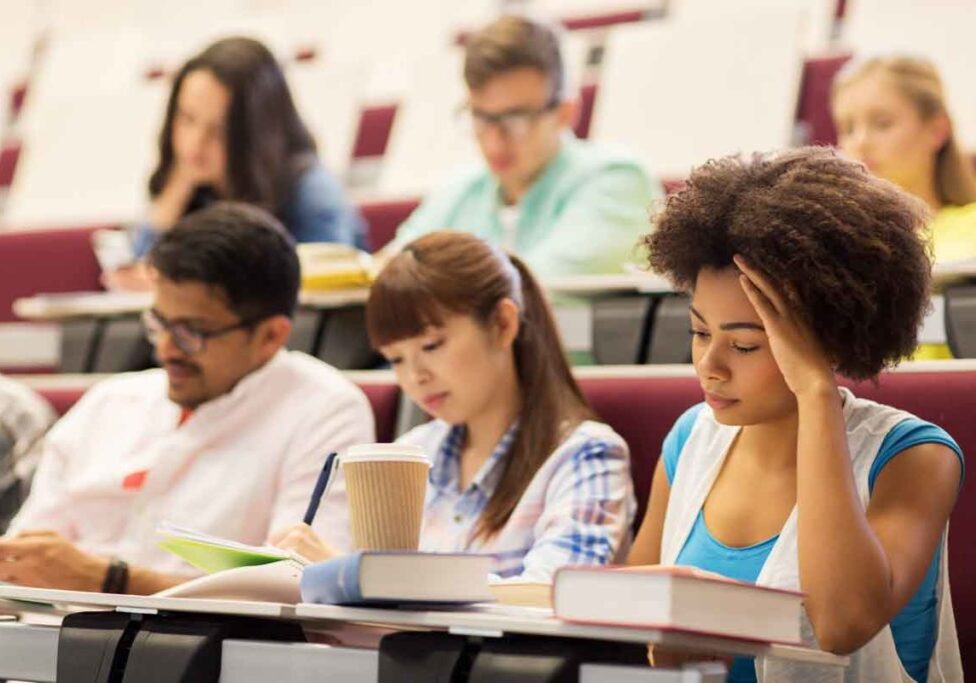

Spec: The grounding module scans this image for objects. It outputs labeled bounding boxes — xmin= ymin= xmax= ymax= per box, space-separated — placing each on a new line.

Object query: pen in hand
xmin=303 ymin=452 xmax=339 ymax=526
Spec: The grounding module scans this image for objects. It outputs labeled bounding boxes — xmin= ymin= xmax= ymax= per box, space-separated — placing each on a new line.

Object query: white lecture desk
xmin=0 ymin=584 xmax=847 ymax=682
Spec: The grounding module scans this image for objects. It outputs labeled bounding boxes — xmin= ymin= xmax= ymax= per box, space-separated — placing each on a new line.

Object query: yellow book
xmin=297 ymin=243 xmax=375 ymax=291
xmin=488 ymin=581 xmax=552 ymax=608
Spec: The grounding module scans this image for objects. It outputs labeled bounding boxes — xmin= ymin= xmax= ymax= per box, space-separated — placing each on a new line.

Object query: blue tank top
xmin=664 ymin=404 xmax=963 ymax=683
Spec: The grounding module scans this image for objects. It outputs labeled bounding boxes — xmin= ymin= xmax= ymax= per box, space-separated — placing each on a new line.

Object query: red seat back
xmin=0 ymin=143 xmax=20 ymax=188
xmin=359 ymin=199 xmax=420 ymax=252
xmin=579 ymin=374 xmax=702 ymax=529
xmin=33 ymin=386 xmax=86 ymax=416
xmin=36 ymin=379 xmax=402 ymax=445
xmin=561 ymin=10 xmax=646 ymax=31
xmin=353 ymin=104 xmax=397 ymax=159
xmin=356 ymin=381 xmax=400 ymax=443
xmin=574 ymin=84 xmax=597 ymax=139
xmin=0 ymin=226 xmax=106 ymax=322
xmin=797 ymin=53 xmax=853 ymax=146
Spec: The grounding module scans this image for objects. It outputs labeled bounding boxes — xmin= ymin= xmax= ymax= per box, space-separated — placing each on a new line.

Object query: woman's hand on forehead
xmin=734 ymin=255 xmax=835 ymax=397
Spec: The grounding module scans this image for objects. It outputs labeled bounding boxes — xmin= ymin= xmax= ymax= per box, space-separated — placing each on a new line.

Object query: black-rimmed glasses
xmin=141 ymin=309 xmax=263 ymax=356
xmin=458 ymin=98 xmax=560 ymax=139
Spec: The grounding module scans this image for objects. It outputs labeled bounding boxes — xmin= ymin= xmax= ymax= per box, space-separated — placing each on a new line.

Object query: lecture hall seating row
xmin=0 ymin=46 xmax=855 ymax=326
xmin=19 ymin=360 xmax=976 ymax=678
xmin=0 ymin=52 xmax=854 ymax=197
xmin=0 ymin=199 xmax=414 ymax=324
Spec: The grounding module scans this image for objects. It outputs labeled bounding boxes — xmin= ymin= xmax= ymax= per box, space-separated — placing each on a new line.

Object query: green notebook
xmin=157 ymin=522 xmax=305 ymax=574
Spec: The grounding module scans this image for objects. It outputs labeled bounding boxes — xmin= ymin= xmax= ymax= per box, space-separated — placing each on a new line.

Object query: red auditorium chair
xmin=351 ymin=380 xmax=401 ymax=443
xmin=33 ymin=376 xmax=402 ymax=445
xmin=359 ymin=198 xmax=421 ymax=252
xmin=352 ymin=104 xmax=398 ymax=159
xmin=574 ymin=83 xmax=597 ymax=140
xmin=561 ymin=9 xmax=648 ymax=31
xmin=32 ymin=386 xmax=87 ymax=417
xmin=0 ymin=143 xmax=20 ymax=189
xmin=796 ymin=53 xmax=854 ymax=147
xmin=579 ymin=371 xmax=703 ymax=527
xmin=11 ymin=83 xmax=27 ymax=117
xmin=0 ymin=226 xmax=106 ymax=323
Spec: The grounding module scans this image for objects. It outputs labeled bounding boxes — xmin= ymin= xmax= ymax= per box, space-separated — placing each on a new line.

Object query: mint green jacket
xmin=392 ymin=135 xmax=661 ymax=279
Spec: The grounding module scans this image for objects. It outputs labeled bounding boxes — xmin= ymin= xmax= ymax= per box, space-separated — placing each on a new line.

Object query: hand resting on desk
xmin=0 ymin=529 xmax=185 ymax=594
xmin=0 ymin=530 xmax=109 ymax=591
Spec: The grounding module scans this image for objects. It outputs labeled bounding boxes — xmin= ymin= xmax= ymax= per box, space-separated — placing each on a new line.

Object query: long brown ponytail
xmin=366 ymin=231 xmax=594 ymax=538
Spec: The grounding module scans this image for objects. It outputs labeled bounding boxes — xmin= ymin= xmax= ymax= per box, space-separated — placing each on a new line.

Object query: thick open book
xmin=300 ymin=552 xmax=494 ymax=606
xmin=154 ymin=523 xmax=310 ymax=603
xmin=554 ymin=565 xmax=803 ymax=644
xmin=154 ymin=560 xmax=305 ymax=603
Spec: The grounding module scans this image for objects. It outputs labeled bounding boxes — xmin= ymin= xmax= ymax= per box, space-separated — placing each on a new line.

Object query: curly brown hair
xmin=643 ymin=147 xmax=932 ymax=381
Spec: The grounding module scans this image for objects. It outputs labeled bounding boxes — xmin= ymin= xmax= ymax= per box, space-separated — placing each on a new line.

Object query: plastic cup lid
xmin=343 ymin=443 xmax=430 ymax=465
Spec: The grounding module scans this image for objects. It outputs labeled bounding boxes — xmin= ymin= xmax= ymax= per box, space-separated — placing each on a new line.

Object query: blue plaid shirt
xmin=398 ymin=419 xmax=636 ymax=582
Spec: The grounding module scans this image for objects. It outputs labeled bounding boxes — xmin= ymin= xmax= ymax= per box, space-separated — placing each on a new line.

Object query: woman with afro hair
xmin=628 ymin=147 xmax=962 ymax=681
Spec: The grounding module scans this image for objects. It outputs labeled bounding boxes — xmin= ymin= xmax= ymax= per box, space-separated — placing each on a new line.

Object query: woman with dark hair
xmin=272 ymin=230 xmax=635 ymax=581
xmin=627 ymin=148 xmax=963 ymax=680
xmin=131 ymin=36 xmax=365 ymax=262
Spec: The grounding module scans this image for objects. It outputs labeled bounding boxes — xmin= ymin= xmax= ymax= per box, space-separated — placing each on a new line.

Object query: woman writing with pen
xmin=272 ymin=231 xmax=636 ymax=581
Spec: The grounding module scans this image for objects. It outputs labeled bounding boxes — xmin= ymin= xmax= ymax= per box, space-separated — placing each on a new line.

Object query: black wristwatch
xmin=101 ymin=556 xmax=129 ymax=594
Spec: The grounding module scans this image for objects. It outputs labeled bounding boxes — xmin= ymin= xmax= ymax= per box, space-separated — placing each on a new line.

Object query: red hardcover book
xmin=553 ymin=565 xmax=803 ymax=645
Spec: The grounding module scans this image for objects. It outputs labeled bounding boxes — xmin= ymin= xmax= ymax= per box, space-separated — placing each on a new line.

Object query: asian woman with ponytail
xmin=271 ymin=230 xmax=636 ymax=581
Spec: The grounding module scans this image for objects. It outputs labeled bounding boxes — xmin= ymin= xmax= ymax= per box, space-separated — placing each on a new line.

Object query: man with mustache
xmin=0 ymin=203 xmax=374 ymax=593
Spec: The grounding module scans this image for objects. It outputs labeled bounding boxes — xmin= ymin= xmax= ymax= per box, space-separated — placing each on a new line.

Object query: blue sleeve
xmin=285 ymin=164 xmax=368 ymax=249
xmin=663 ymin=403 xmax=706 ymax=486
xmin=131 ymin=221 xmax=159 ymax=259
xmin=869 ymin=418 xmax=965 ymax=492
xmin=300 ymin=552 xmax=365 ymax=604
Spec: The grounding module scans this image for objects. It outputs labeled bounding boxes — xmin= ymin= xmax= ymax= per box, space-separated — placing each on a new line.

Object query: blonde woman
xmin=832 ymin=55 xmax=976 ymax=358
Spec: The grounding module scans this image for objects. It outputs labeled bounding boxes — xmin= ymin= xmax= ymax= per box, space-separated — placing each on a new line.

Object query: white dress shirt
xmin=9 ymin=350 xmax=374 ymax=575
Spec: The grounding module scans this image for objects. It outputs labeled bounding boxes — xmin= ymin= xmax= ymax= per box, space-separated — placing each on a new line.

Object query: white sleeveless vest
xmin=660 ymin=388 xmax=963 ymax=682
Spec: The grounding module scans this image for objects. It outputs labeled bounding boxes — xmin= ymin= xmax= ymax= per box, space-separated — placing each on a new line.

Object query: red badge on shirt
xmin=122 ymin=469 xmax=148 ymax=491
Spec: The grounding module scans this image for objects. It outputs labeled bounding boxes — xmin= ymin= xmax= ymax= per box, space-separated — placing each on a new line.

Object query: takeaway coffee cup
xmin=341 ymin=444 xmax=430 ymax=551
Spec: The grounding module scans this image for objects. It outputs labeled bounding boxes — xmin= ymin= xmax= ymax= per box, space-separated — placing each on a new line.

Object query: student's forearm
xmin=125 ymin=566 xmax=191 ymax=595
xmin=795 ymin=385 xmax=893 ymax=652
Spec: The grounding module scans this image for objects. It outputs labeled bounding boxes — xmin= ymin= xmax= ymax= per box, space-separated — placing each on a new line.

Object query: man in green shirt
xmin=390 ymin=16 xmax=661 ymax=279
